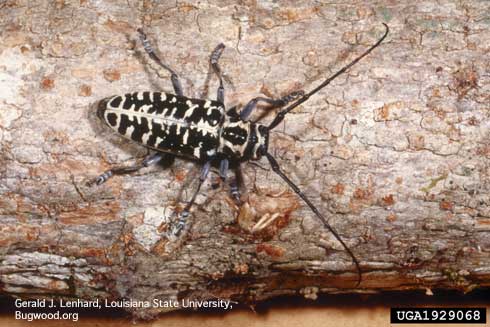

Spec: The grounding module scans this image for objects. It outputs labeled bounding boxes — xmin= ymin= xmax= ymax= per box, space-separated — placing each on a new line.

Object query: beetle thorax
xmin=218 ymin=117 xmax=268 ymax=161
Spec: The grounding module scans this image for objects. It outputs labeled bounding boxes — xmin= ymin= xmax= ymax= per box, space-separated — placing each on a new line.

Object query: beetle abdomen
xmin=98 ymin=92 xmax=225 ymax=160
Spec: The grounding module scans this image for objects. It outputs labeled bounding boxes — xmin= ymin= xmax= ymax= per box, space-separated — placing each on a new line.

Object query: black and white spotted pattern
xmin=98 ymin=91 xmax=269 ymax=162
xmin=99 ymin=91 xmax=227 ymax=161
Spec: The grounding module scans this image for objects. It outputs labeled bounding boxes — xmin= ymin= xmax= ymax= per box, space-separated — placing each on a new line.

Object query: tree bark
xmin=1 ymin=0 xmax=489 ymax=319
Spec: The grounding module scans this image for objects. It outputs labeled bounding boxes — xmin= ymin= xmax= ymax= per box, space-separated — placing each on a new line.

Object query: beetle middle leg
xmin=137 ymin=28 xmax=184 ymax=96
xmin=90 ymin=152 xmax=172 ymax=186
xmin=240 ymin=90 xmax=305 ymax=120
xmin=221 ymin=161 xmax=244 ymax=205
xmin=208 ymin=159 xmax=242 ymax=205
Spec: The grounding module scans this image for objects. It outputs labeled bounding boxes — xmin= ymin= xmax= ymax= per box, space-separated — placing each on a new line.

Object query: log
xmin=1 ymin=0 xmax=489 ymax=319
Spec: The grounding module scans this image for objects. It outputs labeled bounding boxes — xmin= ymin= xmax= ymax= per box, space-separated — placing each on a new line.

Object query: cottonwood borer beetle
xmin=92 ymin=24 xmax=389 ymax=287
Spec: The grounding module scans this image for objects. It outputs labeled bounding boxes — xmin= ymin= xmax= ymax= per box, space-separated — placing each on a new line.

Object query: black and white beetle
xmin=93 ymin=24 xmax=389 ymax=287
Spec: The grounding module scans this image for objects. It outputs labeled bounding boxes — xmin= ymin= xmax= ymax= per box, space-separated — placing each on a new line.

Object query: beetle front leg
xmin=89 ymin=152 xmax=170 ymax=186
xmin=240 ymin=90 xmax=305 ymax=121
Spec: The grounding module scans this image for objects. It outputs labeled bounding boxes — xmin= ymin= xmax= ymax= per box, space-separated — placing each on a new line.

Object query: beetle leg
xmin=240 ymin=90 xmax=305 ymax=121
xmin=206 ymin=158 xmax=229 ymax=190
xmin=219 ymin=158 xmax=229 ymax=181
xmin=90 ymin=152 xmax=169 ymax=186
xmin=137 ymin=28 xmax=184 ymax=96
xmin=210 ymin=43 xmax=225 ymax=103
xmin=229 ymin=164 xmax=243 ymax=205
xmin=170 ymin=160 xmax=212 ymax=237
xmin=229 ymin=178 xmax=241 ymax=205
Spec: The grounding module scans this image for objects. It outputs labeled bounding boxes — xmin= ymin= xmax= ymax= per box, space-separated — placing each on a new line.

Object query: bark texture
xmin=1 ymin=0 xmax=490 ymax=318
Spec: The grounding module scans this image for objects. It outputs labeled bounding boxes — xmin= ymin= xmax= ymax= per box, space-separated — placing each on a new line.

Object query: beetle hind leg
xmin=89 ymin=152 xmax=170 ymax=186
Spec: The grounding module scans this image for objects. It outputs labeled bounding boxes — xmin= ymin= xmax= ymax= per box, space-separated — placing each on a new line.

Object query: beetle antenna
xmin=268 ymin=23 xmax=389 ymax=130
xmin=265 ymin=152 xmax=362 ymax=287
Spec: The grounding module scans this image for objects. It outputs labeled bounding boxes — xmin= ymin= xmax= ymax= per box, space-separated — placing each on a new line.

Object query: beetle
xmin=93 ymin=24 xmax=389 ymax=287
